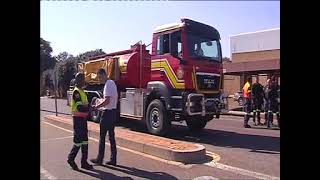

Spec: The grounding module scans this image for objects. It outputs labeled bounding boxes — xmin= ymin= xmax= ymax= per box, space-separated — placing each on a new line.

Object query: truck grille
xmin=196 ymin=74 xmax=220 ymax=91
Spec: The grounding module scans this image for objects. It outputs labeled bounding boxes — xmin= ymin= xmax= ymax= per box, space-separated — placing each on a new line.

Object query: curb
xmin=44 ymin=115 xmax=206 ymax=164
xmin=222 ymin=111 xmax=278 ymax=117
xmin=221 ymin=111 xmax=246 ymax=116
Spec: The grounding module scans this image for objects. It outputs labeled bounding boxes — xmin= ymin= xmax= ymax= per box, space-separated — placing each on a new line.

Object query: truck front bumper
xmin=185 ymin=93 xmax=228 ymax=116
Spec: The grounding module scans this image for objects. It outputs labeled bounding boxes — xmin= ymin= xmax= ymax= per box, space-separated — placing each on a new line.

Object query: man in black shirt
xmin=251 ymin=76 xmax=264 ymax=126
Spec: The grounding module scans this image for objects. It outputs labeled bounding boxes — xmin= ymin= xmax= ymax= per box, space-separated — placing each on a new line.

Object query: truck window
xmin=157 ymin=37 xmax=161 ymax=54
xmin=170 ymin=31 xmax=182 ymax=59
xmin=187 ymin=33 xmax=221 ymax=62
xmin=156 ymin=34 xmax=170 ymax=55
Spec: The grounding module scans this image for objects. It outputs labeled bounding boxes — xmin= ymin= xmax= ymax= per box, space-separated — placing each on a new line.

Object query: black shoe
xmin=67 ymin=159 xmax=79 ymax=170
xmin=81 ymin=162 xmax=93 ymax=170
xmin=90 ymin=158 xmax=103 ymax=165
xmin=244 ymin=124 xmax=251 ymax=128
xmin=105 ymin=160 xmax=116 ymax=166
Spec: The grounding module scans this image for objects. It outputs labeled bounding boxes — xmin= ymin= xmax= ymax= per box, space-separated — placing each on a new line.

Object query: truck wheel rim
xmin=150 ymin=108 xmax=160 ymax=128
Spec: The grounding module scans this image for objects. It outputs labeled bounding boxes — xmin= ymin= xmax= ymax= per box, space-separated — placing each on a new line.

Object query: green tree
xmin=40 ymin=38 xmax=56 ymax=74
xmin=53 ymin=49 xmax=105 ymax=97
xmin=55 ymin=55 xmax=77 ymax=97
xmin=55 ymin=51 xmax=74 ymax=62
xmin=40 ymin=38 xmax=56 ymax=96
xmin=75 ymin=49 xmax=105 ymax=62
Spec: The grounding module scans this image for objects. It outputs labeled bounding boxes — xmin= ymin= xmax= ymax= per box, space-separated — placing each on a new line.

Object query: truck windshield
xmin=187 ymin=33 xmax=221 ymax=62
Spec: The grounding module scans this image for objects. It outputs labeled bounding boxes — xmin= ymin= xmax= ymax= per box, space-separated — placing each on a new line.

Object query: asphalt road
xmin=41 ymin=97 xmax=280 ymax=179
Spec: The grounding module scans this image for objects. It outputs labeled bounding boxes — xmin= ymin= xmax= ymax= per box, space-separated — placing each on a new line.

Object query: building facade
xmin=223 ymin=28 xmax=280 ymax=97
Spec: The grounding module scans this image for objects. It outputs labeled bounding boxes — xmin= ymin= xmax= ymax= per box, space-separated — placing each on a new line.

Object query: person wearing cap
xmin=67 ymin=72 xmax=93 ymax=170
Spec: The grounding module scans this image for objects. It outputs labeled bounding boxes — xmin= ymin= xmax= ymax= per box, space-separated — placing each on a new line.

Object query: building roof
xmin=230 ymin=28 xmax=280 ymax=37
xmin=230 ymin=28 xmax=280 ymax=54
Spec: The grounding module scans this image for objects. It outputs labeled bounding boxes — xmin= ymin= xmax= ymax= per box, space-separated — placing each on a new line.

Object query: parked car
xmin=233 ymin=91 xmax=244 ymax=106
xmin=233 ymin=91 xmax=267 ymax=112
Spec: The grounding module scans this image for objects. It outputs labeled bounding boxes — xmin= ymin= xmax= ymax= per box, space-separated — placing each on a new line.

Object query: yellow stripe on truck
xmin=151 ymin=59 xmax=185 ymax=89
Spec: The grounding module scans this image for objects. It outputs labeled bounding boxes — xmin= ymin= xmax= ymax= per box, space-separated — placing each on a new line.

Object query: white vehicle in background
xmin=233 ymin=91 xmax=244 ymax=106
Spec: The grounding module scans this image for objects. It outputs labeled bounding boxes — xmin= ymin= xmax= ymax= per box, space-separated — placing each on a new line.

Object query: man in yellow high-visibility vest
xmin=67 ymin=73 xmax=93 ymax=170
xmin=242 ymin=76 xmax=252 ymax=128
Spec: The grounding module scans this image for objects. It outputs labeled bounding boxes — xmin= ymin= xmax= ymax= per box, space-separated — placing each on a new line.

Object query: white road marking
xmin=193 ymin=176 xmax=219 ymax=180
xmin=41 ymin=136 xmax=73 ymax=142
xmin=204 ymin=158 xmax=280 ymax=180
xmin=41 ymin=121 xmax=190 ymax=168
xmin=42 ymin=120 xmax=280 ymax=179
xmin=40 ymin=167 xmax=57 ymax=180
xmin=42 ymin=121 xmax=73 ymax=133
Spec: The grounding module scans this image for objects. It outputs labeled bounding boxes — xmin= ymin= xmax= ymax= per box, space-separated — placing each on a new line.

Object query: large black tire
xmin=186 ymin=119 xmax=207 ymax=132
xmin=146 ymin=99 xmax=171 ymax=136
xmin=89 ymin=97 xmax=102 ymax=123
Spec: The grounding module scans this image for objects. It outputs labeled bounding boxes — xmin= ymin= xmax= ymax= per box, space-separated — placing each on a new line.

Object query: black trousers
xmin=265 ymin=100 xmax=280 ymax=126
xmin=96 ymin=109 xmax=117 ymax=162
xmin=243 ymin=97 xmax=252 ymax=125
xmin=252 ymin=98 xmax=263 ymax=123
xmin=68 ymin=116 xmax=89 ymax=164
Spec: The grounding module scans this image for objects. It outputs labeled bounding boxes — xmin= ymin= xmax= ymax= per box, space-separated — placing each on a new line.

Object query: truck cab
xmin=146 ymin=19 xmax=227 ymax=134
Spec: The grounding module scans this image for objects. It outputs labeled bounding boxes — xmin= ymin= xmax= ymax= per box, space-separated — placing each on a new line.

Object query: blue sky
xmin=41 ymin=1 xmax=279 ymax=58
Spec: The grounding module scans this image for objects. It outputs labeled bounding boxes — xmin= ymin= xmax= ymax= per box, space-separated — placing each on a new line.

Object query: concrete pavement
xmin=41 ymin=97 xmax=280 ymax=179
xmin=41 ymin=117 xmax=254 ymax=179
xmin=44 ymin=114 xmax=207 ymax=164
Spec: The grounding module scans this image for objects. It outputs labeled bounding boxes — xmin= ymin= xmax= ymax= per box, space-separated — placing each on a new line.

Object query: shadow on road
xmin=117 ymin=118 xmax=280 ymax=154
xmin=170 ymin=126 xmax=280 ymax=154
xmin=77 ymin=164 xmax=178 ymax=180
xmin=78 ymin=168 xmax=132 ymax=180
xmin=102 ymin=164 xmax=178 ymax=180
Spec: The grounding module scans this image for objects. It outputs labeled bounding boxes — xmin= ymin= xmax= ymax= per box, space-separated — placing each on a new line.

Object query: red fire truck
xmin=68 ymin=18 xmax=228 ymax=136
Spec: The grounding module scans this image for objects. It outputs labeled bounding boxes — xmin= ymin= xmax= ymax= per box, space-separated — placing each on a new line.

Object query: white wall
xmin=230 ymin=28 xmax=280 ymax=54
